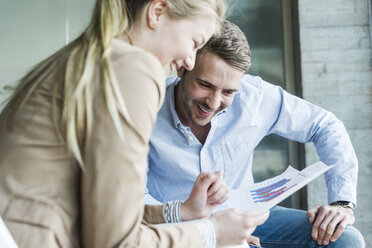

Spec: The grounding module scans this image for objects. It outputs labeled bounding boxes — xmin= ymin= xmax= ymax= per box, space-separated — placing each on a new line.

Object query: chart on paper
xmin=251 ymin=178 xmax=296 ymax=203
xmin=228 ymin=161 xmax=334 ymax=215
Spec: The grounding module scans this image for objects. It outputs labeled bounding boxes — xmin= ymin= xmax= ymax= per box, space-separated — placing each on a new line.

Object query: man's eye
xmin=200 ymin=83 xmax=210 ymax=88
xmin=223 ymin=90 xmax=236 ymax=96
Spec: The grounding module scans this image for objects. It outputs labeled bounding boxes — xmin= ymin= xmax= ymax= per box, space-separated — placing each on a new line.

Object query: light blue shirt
xmin=145 ymin=74 xmax=358 ymax=207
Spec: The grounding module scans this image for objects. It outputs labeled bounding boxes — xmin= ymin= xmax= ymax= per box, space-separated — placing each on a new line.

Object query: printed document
xmin=228 ymin=161 xmax=334 ymax=215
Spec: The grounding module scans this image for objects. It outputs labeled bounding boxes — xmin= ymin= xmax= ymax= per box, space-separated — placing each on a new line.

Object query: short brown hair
xmin=199 ymin=20 xmax=251 ymax=72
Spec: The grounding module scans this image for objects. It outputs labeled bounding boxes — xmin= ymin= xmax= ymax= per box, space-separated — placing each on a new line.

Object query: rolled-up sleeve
xmin=257 ymin=77 xmax=358 ymax=205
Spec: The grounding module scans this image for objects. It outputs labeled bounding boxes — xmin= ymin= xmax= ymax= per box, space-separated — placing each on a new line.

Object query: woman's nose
xmin=183 ymin=53 xmax=196 ymax=71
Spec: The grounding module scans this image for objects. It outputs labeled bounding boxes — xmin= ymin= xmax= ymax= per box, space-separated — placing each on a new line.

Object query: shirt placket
xmin=200 ymin=117 xmax=220 ymax=173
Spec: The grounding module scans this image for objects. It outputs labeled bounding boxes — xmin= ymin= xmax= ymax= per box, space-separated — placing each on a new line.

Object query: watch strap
xmin=330 ymin=201 xmax=355 ymax=209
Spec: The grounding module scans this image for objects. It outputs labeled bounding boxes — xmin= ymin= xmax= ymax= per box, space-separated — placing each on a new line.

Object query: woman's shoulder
xmin=111 ymin=38 xmax=164 ymax=79
xmin=109 ymin=38 xmax=165 ymax=112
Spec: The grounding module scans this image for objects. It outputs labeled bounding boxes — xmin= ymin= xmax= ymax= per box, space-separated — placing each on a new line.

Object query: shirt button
xmin=188 ymin=136 xmax=193 ymax=141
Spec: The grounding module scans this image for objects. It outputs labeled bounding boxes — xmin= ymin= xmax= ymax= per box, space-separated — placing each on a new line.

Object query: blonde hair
xmin=2 ymin=0 xmax=226 ymax=169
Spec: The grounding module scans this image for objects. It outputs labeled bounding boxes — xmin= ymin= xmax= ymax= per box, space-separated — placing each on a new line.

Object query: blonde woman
xmin=0 ymin=0 xmax=268 ymax=247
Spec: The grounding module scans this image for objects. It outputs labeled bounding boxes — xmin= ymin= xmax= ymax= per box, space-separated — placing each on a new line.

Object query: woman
xmin=0 ymin=0 xmax=268 ymax=247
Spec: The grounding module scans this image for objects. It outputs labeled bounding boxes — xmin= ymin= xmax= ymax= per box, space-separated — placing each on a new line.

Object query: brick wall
xmin=298 ymin=0 xmax=372 ymax=245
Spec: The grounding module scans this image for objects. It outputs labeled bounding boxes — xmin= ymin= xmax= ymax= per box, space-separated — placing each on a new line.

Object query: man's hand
xmin=181 ymin=171 xmax=229 ymax=221
xmin=307 ymin=204 xmax=355 ymax=246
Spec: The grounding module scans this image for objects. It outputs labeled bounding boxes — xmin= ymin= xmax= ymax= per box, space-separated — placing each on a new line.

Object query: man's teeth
xmin=199 ymin=105 xmax=210 ymax=113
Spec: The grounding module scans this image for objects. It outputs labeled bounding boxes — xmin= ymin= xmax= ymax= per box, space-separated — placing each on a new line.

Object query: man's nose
xmin=206 ymin=93 xmax=221 ymax=111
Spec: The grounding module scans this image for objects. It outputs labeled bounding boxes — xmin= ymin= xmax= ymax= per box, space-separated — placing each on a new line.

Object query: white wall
xmin=298 ymin=0 xmax=372 ymax=245
xmin=0 ymin=0 xmax=94 ymax=111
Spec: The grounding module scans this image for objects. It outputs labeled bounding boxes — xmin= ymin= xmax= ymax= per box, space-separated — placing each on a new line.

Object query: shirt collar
xmin=166 ymin=78 xmax=183 ymax=129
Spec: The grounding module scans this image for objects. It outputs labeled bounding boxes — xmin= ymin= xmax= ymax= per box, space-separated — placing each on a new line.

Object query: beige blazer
xmin=0 ymin=39 xmax=204 ymax=248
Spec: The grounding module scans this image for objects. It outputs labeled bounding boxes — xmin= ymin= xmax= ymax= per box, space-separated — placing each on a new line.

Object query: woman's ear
xmin=147 ymin=0 xmax=167 ymax=29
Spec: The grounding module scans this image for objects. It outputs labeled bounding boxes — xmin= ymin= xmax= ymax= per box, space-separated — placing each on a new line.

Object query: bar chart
xmin=250 ymin=178 xmax=297 ymax=203
xmin=227 ymin=162 xmax=334 ymax=215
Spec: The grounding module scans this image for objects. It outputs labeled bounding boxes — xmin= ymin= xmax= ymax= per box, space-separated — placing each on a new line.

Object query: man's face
xmin=176 ymin=52 xmax=244 ymax=127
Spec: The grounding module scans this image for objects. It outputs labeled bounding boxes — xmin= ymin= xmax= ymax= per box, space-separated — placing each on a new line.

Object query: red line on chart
xmin=251 ymin=179 xmax=290 ymax=195
xmin=253 ymin=184 xmax=297 ymax=203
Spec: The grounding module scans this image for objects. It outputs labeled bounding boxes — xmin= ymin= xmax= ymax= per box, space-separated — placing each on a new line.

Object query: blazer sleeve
xmin=81 ymin=48 xmax=204 ymax=248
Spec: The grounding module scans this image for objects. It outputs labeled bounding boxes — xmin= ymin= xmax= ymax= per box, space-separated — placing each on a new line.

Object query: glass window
xmin=227 ymin=0 xmax=297 ymax=207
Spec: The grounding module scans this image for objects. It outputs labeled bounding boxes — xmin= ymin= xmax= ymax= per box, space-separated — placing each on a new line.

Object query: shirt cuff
xmin=192 ymin=219 xmax=217 ymax=248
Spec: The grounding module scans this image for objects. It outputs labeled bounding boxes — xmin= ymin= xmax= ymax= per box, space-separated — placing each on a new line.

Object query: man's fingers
xmin=330 ymin=208 xmax=355 ymax=242
xmin=207 ymin=172 xmax=224 ymax=197
xmin=208 ymin=185 xmax=229 ymax=205
xmin=322 ymin=213 xmax=345 ymax=245
xmin=331 ymin=220 xmax=347 ymax=242
xmin=309 ymin=205 xmax=355 ymax=246
xmin=307 ymin=206 xmax=319 ymax=224
xmin=316 ymin=212 xmax=335 ymax=243
xmin=311 ymin=206 xmax=328 ymax=241
xmin=197 ymin=171 xmax=222 ymax=191
xmin=322 ymin=219 xmax=338 ymax=245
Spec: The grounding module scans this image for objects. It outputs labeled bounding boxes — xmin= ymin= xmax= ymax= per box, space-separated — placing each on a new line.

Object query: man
xmin=145 ymin=21 xmax=365 ymax=247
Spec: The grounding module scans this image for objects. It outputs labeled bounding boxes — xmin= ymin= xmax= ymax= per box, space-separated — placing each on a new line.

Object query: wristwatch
xmin=330 ymin=201 xmax=355 ymax=209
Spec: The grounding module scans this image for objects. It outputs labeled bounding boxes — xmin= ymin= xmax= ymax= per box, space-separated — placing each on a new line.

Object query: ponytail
xmin=63 ymin=0 xmax=135 ymax=168
xmin=4 ymin=0 xmax=136 ymax=170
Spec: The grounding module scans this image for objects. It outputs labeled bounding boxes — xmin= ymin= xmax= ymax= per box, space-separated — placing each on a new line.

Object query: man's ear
xmin=147 ymin=0 xmax=167 ymax=29
xmin=177 ymin=68 xmax=185 ymax=78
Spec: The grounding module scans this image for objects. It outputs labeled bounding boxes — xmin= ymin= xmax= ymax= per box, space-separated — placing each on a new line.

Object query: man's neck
xmin=189 ymin=122 xmax=211 ymax=145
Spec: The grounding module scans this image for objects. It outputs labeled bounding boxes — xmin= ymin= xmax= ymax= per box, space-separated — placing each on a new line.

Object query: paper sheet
xmin=227 ymin=161 xmax=333 ymax=215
